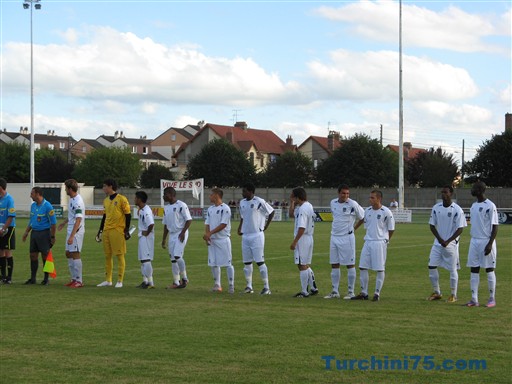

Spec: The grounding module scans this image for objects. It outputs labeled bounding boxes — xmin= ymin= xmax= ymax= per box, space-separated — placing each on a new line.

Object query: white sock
xmin=429 ymin=268 xmax=440 ymax=294
xmin=244 ymin=263 xmax=253 ymax=289
xmin=308 ymin=268 xmax=317 ymax=291
xmin=300 ymin=270 xmax=309 ymax=294
xmin=487 ymin=271 xmax=496 ymax=299
xmin=171 ymin=261 xmax=180 ymax=285
xmin=177 ymin=258 xmax=187 ymax=280
xmin=211 ymin=266 xmax=221 ymax=286
xmin=140 ymin=264 xmax=148 ymax=282
xmin=450 ymin=270 xmax=458 ymax=296
xmin=470 ymin=272 xmax=480 ymax=302
xmin=347 ymin=267 xmax=356 ymax=295
xmin=67 ymin=259 xmax=74 ymax=280
xmin=259 ymin=264 xmax=269 ymax=289
xmin=331 ymin=268 xmax=340 ymax=294
xmin=226 ymin=265 xmax=235 ymax=287
xmin=74 ymin=259 xmax=83 ymax=282
xmin=359 ymin=269 xmax=369 ymax=295
xmin=143 ymin=262 xmax=153 ymax=283
xmin=375 ymin=271 xmax=385 ymax=295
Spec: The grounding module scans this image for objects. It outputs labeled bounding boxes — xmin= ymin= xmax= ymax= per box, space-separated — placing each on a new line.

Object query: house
xmin=387 ymin=142 xmax=426 ymax=161
xmin=0 ymin=127 xmax=76 ymax=153
xmin=298 ymin=130 xmax=342 ymax=168
xmin=173 ymin=122 xmax=295 ymax=177
xmin=151 ymin=124 xmax=201 ymax=166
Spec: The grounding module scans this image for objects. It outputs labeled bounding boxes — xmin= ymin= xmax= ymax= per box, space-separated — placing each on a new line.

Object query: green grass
xmin=1 ymin=219 xmax=510 ymax=384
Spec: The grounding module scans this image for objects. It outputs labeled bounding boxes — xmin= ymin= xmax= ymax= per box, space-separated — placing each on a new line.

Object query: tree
xmin=259 ymin=151 xmax=313 ymax=187
xmin=407 ymin=147 xmax=458 ymax=187
xmin=140 ymin=164 xmax=175 ymax=188
xmin=315 ymin=133 xmax=398 ymax=187
xmin=73 ymin=147 xmax=143 ymax=187
xmin=184 ymin=139 xmax=256 ymax=187
xmin=35 ymin=148 xmax=74 ymax=182
xmin=463 ymin=131 xmax=512 ymax=187
xmin=0 ymin=142 xmax=30 ymax=182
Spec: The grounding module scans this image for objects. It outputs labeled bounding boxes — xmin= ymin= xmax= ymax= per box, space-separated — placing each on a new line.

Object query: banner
xmin=160 ymin=178 xmax=205 ymax=207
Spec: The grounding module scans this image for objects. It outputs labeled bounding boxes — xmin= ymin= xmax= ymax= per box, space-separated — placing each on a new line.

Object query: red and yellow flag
xmin=43 ymin=250 xmax=57 ymax=279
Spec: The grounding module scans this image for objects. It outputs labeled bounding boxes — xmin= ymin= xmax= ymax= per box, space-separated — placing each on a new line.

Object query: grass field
xmin=0 ymin=218 xmax=510 ymax=384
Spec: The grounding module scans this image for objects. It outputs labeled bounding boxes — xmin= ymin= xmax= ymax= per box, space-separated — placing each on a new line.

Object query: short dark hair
xmin=442 ymin=185 xmax=454 ymax=194
xmin=0 ymin=178 xmax=6 ymax=190
xmin=337 ymin=184 xmax=349 ymax=193
xmin=163 ymin=187 xmax=176 ymax=196
xmin=211 ymin=187 xmax=223 ymax=198
xmin=135 ymin=190 xmax=148 ymax=203
xmin=243 ymin=183 xmax=255 ymax=193
xmin=64 ymin=179 xmax=79 ymax=192
xmin=291 ymin=187 xmax=307 ymax=201
xmin=103 ymin=178 xmax=118 ymax=191
xmin=371 ymin=190 xmax=383 ymax=199
xmin=32 ymin=186 xmax=43 ymax=196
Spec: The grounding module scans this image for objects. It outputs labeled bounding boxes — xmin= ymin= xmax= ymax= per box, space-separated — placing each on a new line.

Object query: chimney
xmin=114 ymin=130 xmax=119 ymax=139
xmin=327 ymin=130 xmax=340 ymax=151
xmin=506 ymin=113 xmax=512 ymax=133
xmin=52 ymin=130 xmax=55 ymax=136
xmin=47 ymin=130 xmax=51 ymax=135
xmin=20 ymin=126 xmax=23 ymax=133
xmin=286 ymin=135 xmax=293 ymax=145
xmin=24 ymin=127 xmax=28 ymax=134
xmin=404 ymin=142 xmax=412 ymax=150
xmin=234 ymin=121 xmax=248 ymax=131
xmin=120 ymin=131 xmax=124 ymax=138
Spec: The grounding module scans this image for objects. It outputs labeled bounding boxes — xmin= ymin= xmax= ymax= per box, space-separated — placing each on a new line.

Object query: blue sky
xmin=1 ymin=0 xmax=510 ymax=164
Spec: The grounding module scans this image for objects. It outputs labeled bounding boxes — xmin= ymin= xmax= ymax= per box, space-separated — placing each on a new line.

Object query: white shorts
xmin=329 ymin=234 xmax=356 ymax=265
xmin=138 ymin=234 xmax=154 ymax=261
xmin=208 ymin=237 xmax=233 ymax=267
xmin=294 ymin=235 xmax=313 ymax=265
xmin=65 ymin=230 xmax=84 ymax=253
xmin=428 ymin=243 xmax=460 ymax=271
xmin=359 ymin=240 xmax=387 ymax=271
xmin=467 ymin=238 xmax=497 ymax=269
xmin=168 ymin=231 xmax=188 ymax=260
xmin=242 ymin=232 xmax=265 ymax=264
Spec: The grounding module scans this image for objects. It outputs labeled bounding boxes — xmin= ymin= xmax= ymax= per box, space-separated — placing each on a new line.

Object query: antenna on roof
xmin=232 ymin=109 xmax=242 ymax=124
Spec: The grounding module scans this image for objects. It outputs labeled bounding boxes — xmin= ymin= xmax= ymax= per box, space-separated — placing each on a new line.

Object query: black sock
xmin=6 ymin=257 xmax=13 ymax=280
xmin=0 ymin=257 xmax=6 ymax=279
xmin=30 ymin=259 xmax=38 ymax=281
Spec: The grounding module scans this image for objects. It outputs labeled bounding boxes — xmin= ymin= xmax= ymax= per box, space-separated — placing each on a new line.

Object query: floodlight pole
xmin=398 ymin=0 xmax=405 ymax=209
xmin=24 ymin=0 xmax=41 ymax=187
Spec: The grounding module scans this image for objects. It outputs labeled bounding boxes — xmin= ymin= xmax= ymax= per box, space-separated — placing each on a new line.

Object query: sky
xmin=1 ymin=0 xmax=510 ymax=165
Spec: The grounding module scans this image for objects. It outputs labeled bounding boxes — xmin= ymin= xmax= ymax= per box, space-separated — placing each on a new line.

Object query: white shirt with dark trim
xmin=470 ymin=199 xmax=499 ymax=239
xmin=363 ymin=206 xmax=395 ymax=241
xmin=429 ymin=202 xmax=467 ymax=245
xmin=239 ymin=196 xmax=274 ymax=234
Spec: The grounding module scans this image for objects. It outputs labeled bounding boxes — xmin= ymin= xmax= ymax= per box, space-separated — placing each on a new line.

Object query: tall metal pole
xmin=398 ymin=0 xmax=404 ymax=209
xmin=24 ymin=0 xmax=41 ymax=187
xmin=29 ymin=1 xmax=35 ymax=187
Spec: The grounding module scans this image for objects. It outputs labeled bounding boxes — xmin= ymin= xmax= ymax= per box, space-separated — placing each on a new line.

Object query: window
xmin=132 ymin=146 xmax=137 ymax=153
xmin=171 ymin=134 xmax=176 ymax=141
xmin=82 ymin=146 xmax=87 ymax=153
xmin=249 ymin=152 xmax=255 ymax=165
xmin=59 ymin=142 xmax=66 ymax=149
xmin=35 ymin=143 xmax=40 ymax=150
xmin=48 ymin=144 xmax=54 ymax=150
xmin=143 ymin=146 xmax=148 ymax=155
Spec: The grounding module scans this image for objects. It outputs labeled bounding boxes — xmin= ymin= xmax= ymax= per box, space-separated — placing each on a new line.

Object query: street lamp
xmin=23 ymin=0 xmax=41 ymax=187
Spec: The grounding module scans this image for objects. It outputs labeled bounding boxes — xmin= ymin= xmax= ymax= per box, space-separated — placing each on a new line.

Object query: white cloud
xmin=307 ymin=49 xmax=478 ymax=101
xmin=314 ymin=1 xmax=509 ymax=54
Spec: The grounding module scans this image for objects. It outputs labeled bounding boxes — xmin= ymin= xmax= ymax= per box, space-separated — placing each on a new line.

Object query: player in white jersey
xmin=426 ymin=186 xmax=467 ymax=303
xmin=162 ymin=187 xmax=192 ymax=289
xmin=465 ymin=181 xmax=499 ymax=308
xmin=351 ymin=190 xmax=395 ymax=302
xmin=324 ymin=184 xmax=365 ymax=300
xmin=237 ymin=183 xmax=274 ymax=295
xmin=135 ymin=191 xmax=155 ymax=289
xmin=289 ymin=187 xmax=318 ymax=298
xmin=203 ymin=188 xmax=235 ymax=293
xmin=57 ymin=179 xmax=85 ymax=288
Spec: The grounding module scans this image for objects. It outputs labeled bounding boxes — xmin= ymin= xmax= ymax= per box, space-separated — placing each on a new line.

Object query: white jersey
xmin=67 ymin=194 xmax=85 ymax=231
xmin=138 ymin=205 xmax=155 ymax=237
xmin=206 ymin=203 xmax=231 ymax=239
xmin=363 ymin=206 xmax=395 ymax=241
xmin=470 ymin=199 xmax=499 ymax=239
xmin=163 ymin=200 xmax=192 ymax=233
xmin=330 ymin=198 xmax=364 ymax=235
xmin=429 ymin=202 xmax=467 ymax=245
xmin=294 ymin=201 xmax=315 ymax=237
xmin=239 ymin=196 xmax=274 ymax=234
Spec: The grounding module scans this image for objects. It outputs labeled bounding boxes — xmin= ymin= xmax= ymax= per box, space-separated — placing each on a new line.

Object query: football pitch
xmin=1 ymin=219 xmax=510 ymax=384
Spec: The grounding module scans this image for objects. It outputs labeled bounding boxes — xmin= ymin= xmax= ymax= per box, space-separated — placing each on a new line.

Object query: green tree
xmin=463 ymin=131 xmax=512 ymax=187
xmin=184 ymin=139 xmax=256 ymax=187
xmin=73 ymin=147 xmax=142 ymax=187
xmin=407 ymin=147 xmax=458 ymax=187
xmin=0 ymin=142 xmax=30 ymax=182
xmin=259 ymin=151 xmax=313 ymax=187
xmin=315 ymin=133 xmax=398 ymax=187
xmin=35 ymin=148 xmax=74 ymax=182
xmin=140 ymin=163 xmax=175 ymax=188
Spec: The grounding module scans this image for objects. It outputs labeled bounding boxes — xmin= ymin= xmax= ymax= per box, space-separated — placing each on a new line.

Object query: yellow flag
xmin=43 ymin=250 xmax=57 ymax=279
